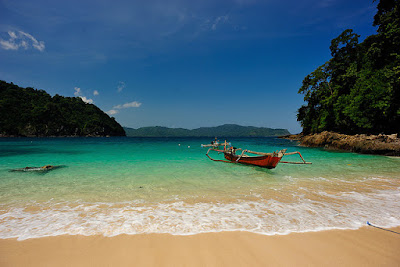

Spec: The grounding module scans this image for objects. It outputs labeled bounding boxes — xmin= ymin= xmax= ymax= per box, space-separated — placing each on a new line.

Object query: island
xmin=0 ymin=80 xmax=125 ymax=137
xmin=124 ymin=124 xmax=290 ymax=137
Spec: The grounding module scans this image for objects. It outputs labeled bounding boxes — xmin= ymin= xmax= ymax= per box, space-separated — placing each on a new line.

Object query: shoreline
xmin=1 ymin=227 xmax=399 ymax=266
xmin=281 ymin=131 xmax=400 ymax=156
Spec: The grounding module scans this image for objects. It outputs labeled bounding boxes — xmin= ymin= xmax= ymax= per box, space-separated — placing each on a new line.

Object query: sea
xmin=0 ymin=137 xmax=399 ymax=240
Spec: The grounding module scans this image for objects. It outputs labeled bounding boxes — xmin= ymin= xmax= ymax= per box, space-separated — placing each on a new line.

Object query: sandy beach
xmin=1 ymin=226 xmax=399 ymax=267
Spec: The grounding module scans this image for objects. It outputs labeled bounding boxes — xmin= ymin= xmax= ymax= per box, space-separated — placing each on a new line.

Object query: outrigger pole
xmin=280 ymin=151 xmax=312 ymax=165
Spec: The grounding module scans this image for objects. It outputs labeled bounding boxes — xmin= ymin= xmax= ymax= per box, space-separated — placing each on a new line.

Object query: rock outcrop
xmin=281 ymin=131 xmax=400 ymax=156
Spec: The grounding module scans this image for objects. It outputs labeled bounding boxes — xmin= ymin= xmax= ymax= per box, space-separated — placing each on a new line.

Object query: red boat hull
xmin=224 ymin=153 xmax=282 ymax=169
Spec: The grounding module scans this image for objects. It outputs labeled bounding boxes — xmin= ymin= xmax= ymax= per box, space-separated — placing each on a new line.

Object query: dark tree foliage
xmin=298 ymin=0 xmax=400 ymax=134
xmin=0 ymin=81 xmax=125 ymax=136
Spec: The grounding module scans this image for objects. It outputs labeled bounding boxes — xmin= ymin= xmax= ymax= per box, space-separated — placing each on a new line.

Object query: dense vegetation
xmin=0 ymin=80 xmax=125 ymax=136
xmin=297 ymin=0 xmax=399 ymax=135
xmin=124 ymin=124 xmax=290 ymax=137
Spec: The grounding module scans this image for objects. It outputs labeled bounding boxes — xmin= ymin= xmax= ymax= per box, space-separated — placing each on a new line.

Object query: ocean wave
xmin=1 ymin=187 xmax=399 ymax=240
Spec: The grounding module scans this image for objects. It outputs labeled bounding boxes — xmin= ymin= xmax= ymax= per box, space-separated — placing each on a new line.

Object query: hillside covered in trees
xmin=0 ymin=81 xmax=125 ymax=137
xmin=297 ymin=0 xmax=399 ymax=135
xmin=124 ymin=124 xmax=290 ymax=137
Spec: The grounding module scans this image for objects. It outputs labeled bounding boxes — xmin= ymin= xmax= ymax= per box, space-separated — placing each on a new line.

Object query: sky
xmin=0 ymin=0 xmax=378 ymax=133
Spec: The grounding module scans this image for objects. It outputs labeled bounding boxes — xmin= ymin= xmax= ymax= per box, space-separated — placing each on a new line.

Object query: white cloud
xmin=8 ymin=31 xmax=17 ymax=39
xmin=106 ymin=109 xmax=119 ymax=115
xmin=74 ymin=87 xmax=81 ymax=96
xmin=0 ymin=39 xmax=19 ymax=50
xmin=117 ymin=81 xmax=125 ymax=92
xmin=21 ymin=40 xmax=28 ymax=49
xmin=74 ymin=87 xmax=94 ymax=104
xmin=0 ymin=30 xmax=45 ymax=51
xmin=199 ymin=15 xmax=230 ymax=33
xmin=93 ymin=90 xmax=99 ymax=96
xmin=19 ymin=31 xmax=45 ymax=51
xmin=80 ymin=96 xmax=94 ymax=104
xmin=113 ymin=101 xmax=142 ymax=109
xmin=32 ymin=42 xmax=45 ymax=52
xmin=211 ymin=15 xmax=229 ymax=31
xmin=106 ymin=101 xmax=141 ymax=116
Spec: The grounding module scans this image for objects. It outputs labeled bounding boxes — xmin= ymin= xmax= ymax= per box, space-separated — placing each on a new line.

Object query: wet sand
xmin=1 ymin=226 xmax=399 ymax=267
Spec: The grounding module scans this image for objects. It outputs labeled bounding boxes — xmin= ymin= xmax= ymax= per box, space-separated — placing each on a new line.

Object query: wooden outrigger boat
xmin=201 ymin=140 xmax=311 ymax=169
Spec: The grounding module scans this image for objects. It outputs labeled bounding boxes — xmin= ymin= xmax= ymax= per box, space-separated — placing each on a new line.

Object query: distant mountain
xmin=124 ymin=124 xmax=290 ymax=137
xmin=0 ymin=80 xmax=125 ymax=137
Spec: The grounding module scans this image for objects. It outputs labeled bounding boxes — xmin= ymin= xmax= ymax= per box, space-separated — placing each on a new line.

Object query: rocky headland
xmin=281 ymin=131 xmax=400 ymax=156
xmin=0 ymin=80 xmax=125 ymax=137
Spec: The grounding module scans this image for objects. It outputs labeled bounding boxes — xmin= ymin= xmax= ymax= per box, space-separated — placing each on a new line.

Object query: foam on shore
xmin=1 ymin=182 xmax=399 ymax=240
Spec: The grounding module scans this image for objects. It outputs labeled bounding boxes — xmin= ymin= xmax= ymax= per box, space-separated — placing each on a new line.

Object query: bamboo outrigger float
xmin=201 ymin=139 xmax=311 ymax=169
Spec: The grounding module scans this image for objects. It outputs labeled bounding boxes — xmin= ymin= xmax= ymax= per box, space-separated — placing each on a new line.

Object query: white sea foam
xmin=1 ymin=187 xmax=400 ymax=240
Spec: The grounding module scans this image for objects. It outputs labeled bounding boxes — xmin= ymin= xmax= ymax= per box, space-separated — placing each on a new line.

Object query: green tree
xmin=0 ymin=80 xmax=126 ymax=137
xmin=297 ymin=0 xmax=400 ymax=134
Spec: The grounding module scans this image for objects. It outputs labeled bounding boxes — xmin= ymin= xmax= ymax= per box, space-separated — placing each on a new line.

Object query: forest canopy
xmin=0 ymin=80 xmax=125 ymax=137
xmin=297 ymin=0 xmax=399 ymax=135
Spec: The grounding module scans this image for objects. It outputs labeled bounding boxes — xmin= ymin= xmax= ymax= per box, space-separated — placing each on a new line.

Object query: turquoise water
xmin=0 ymin=137 xmax=399 ymax=240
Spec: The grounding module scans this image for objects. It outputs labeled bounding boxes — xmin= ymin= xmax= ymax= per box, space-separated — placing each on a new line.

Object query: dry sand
xmin=1 ymin=226 xmax=399 ymax=267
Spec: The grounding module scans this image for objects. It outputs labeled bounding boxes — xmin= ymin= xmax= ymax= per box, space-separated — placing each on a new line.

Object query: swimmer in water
xmin=41 ymin=165 xmax=54 ymax=169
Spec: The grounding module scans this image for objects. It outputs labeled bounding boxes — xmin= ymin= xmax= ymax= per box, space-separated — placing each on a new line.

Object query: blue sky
xmin=0 ymin=0 xmax=378 ymax=133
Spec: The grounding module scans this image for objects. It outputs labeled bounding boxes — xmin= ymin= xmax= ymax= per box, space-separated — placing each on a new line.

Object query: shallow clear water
xmin=0 ymin=137 xmax=399 ymax=240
